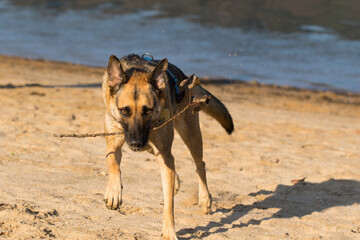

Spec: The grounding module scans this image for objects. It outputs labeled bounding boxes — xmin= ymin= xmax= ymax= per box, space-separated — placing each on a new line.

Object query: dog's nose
xmin=129 ymin=140 xmax=142 ymax=150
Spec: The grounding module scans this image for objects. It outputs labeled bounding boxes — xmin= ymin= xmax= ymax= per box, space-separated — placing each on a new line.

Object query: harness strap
xmin=166 ymin=68 xmax=180 ymax=96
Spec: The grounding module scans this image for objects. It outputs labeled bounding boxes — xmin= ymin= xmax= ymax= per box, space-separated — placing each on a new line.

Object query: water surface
xmin=0 ymin=0 xmax=359 ymax=92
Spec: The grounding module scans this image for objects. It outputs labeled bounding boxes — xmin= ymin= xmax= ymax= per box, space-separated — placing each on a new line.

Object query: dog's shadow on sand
xmin=177 ymin=179 xmax=360 ymax=239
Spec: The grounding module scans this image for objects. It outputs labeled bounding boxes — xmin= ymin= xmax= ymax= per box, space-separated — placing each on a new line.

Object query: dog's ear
xmin=107 ymin=55 xmax=126 ymax=92
xmin=148 ymin=58 xmax=168 ymax=90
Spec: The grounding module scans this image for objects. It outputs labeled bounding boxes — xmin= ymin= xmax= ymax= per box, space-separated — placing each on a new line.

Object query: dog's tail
xmin=192 ymin=86 xmax=234 ymax=134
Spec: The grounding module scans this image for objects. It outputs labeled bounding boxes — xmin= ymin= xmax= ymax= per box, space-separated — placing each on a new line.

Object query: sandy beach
xmin=0 ymin=55 xmax=359 ymax=239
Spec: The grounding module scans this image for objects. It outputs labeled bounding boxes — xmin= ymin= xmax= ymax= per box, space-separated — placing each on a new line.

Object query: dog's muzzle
xmin=128 ymin=139 xmax=145 ymax=152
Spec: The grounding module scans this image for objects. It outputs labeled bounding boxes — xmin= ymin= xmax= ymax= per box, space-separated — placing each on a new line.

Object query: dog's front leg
xmin=104 ymin=135 xmax=124 ymax=210
xmin=157 ymin=151 xmax=177 ymax=240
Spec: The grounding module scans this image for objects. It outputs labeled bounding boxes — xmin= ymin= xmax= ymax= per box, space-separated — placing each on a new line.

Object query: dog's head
xmin=104 ymin=55 xmax=168 ymax=151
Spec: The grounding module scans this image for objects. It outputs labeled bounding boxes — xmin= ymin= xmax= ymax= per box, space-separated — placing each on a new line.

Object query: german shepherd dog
xmin=102 ymin=54 xmax=233 ymax=240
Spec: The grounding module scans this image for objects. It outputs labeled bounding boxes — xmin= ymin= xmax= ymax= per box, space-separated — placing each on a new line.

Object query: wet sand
xmin=0 ymin=55 xmax=359 ymax=239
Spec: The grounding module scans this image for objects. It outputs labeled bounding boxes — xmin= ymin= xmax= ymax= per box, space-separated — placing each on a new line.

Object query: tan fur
xmin=102 ymin=54 xmax=233 ymax=240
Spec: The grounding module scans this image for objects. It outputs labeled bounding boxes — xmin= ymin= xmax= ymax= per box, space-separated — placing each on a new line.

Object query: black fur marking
xmin=124 ymin=68 xmax=147 ymax=78
xmin=134 ymin=86 xmax=138 ymax=101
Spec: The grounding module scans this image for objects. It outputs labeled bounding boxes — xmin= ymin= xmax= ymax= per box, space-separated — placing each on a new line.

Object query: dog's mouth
xmin=126 ymin=138 xmax=148 ymax=152
xmin=128 ymin=144 xmax=145 ymax=152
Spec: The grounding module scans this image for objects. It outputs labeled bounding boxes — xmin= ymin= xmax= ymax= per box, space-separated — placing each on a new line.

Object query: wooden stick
xmin=152 ymin=94 xmax=211 ymax=130
xmin=152 ymin=102 xmax=193 ymax=131
xmin=54 ymin=93 xmax=211 ymax=138
xmin=54 ymin=132 xmax=123 ymax=138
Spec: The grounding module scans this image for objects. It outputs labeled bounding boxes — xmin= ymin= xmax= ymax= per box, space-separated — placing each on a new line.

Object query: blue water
xmin=0 ymin=1 xmax=360 ymax=92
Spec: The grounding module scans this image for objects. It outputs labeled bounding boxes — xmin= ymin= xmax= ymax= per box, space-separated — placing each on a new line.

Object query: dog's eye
xmin=119 ymin=107 xmax=131 ymax=116
xmin=142 ymin=106 xmax=153 ymax=116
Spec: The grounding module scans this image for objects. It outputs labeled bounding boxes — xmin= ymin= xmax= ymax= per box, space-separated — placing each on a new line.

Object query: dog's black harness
xmin=142 ymin=53 xmax=184 ymax=103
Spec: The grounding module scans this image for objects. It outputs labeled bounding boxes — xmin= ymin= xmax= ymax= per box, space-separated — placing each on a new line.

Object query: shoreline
xmin=1 ymin=54 xmax=359 ymax=96
xmin=1 ymin=54 xmax=359 ymax=110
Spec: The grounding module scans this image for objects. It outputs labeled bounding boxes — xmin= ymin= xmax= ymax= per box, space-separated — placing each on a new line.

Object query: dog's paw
xmin=199 ymin=193 xmax=212 ymax=214
xmin=104 ymin=175 xmax=123 ymax=210
xmin=161 ymin=229 xmax=178 ymax=240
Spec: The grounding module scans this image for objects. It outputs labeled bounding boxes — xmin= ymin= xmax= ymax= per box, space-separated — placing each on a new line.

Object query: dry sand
xmin=0 ymin=55 xmax=359 ymax=239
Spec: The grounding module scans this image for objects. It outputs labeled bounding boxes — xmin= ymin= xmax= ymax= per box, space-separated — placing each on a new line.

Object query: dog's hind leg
xmin=175 ymin=113 xmax=212 ymax=214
